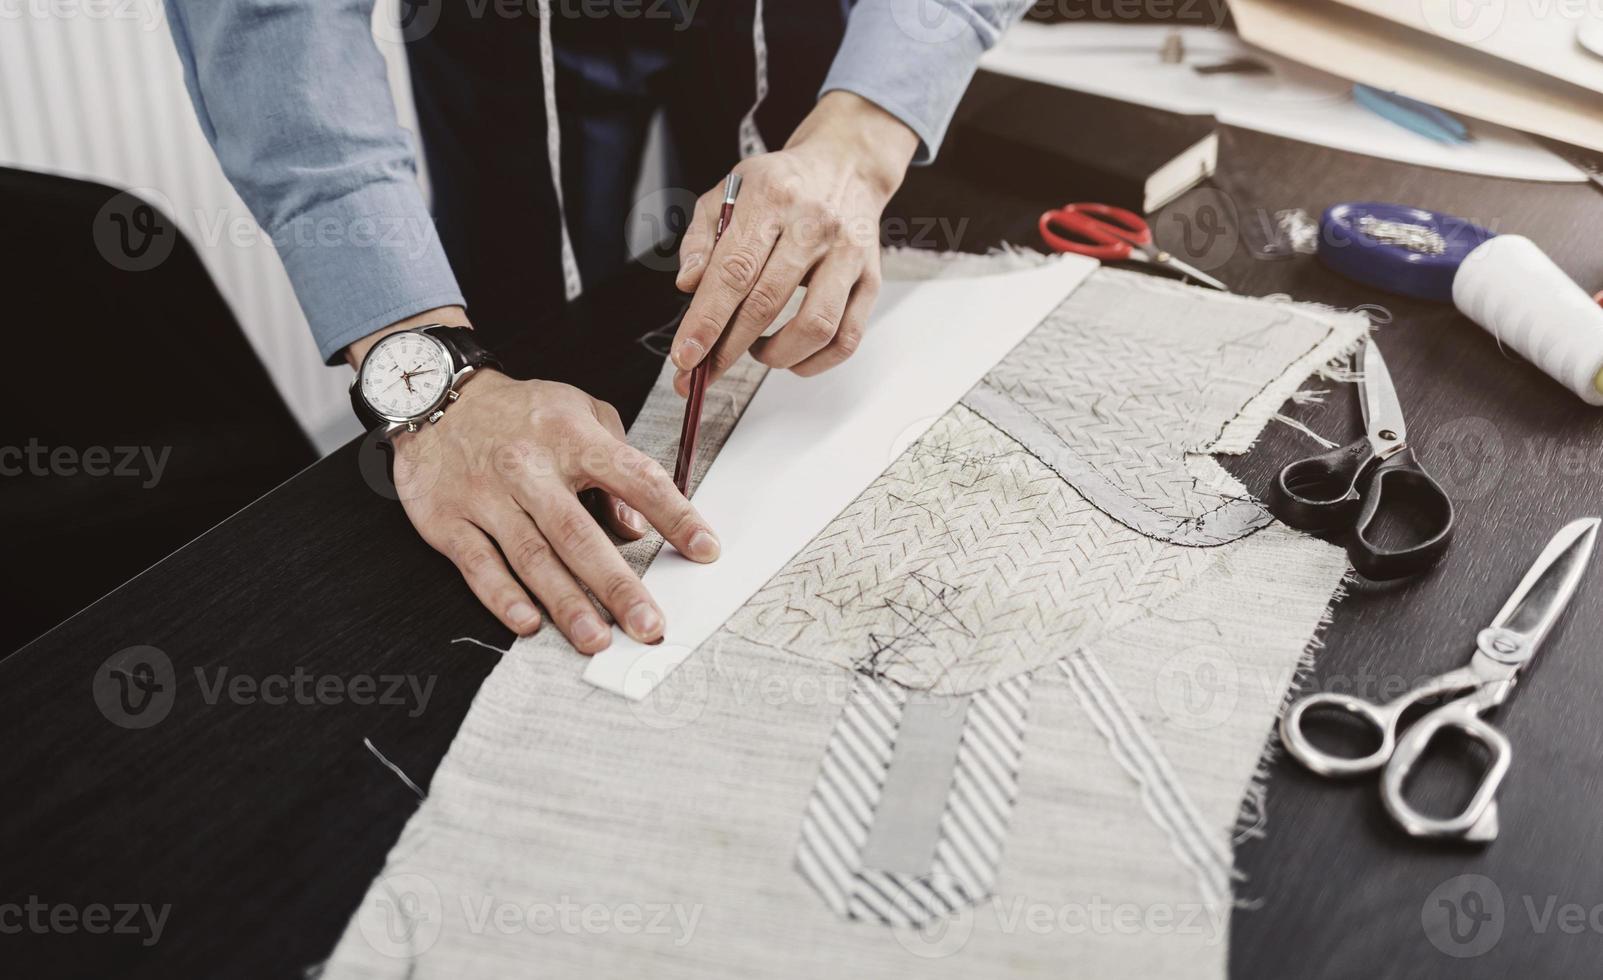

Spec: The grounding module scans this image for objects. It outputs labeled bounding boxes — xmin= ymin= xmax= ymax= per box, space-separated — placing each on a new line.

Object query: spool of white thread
xmin=1452 ymin=235 xmax=1603 ymax=406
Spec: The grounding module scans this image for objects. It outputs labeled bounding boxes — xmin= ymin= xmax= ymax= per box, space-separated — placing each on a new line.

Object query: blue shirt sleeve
xmin=821 ymin=0 xmax=1032 ymax=164
xmin=164 ymin=0 xmax=465 ymax=364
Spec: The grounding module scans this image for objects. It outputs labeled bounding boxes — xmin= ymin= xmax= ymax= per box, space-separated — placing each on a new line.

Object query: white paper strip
xmin=583 ymin=255 xmax=1099 ymax=700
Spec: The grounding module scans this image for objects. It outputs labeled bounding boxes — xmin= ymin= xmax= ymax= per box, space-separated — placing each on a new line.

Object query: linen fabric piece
xmin=319 ymin=253 xmax=1362 ymax=979
xmin=723 ymin=268 xmax=1359 ymax=695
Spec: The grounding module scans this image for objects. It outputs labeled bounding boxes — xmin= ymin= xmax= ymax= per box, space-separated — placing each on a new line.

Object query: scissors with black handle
xmin=1280 ymin=518 xmax=1599 ymax=843
xmin=1272 ymin=338 xmax=1454 ymax=579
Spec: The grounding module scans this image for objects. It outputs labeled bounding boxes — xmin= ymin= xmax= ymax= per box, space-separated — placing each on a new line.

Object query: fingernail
xmin=616 ymin=501 xmax=646 ymax=533
xmin=626 ymin=602 xmax=663 ymax=639
xmin=572 ymin=613 xmax=609 ymax=649
xmin=678 ymin=253 xmax=702 ymax=282
xmin=673 ymin=338 xmax=705 ymax=371
xmin=687 ymin=530 xmax=720 ymax=561
xmin=508 ymin=602 xmax=540 ymax=631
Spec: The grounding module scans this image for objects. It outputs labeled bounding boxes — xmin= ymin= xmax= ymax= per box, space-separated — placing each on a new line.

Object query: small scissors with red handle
xmin=1038 ymin=202 xmax=1228 ymax=291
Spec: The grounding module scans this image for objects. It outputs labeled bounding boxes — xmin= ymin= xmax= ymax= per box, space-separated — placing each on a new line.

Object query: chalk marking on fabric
xmin=363 ymin=737 xmax=426 ymax=801
xmin=965 ymin=386 xmax=1273 ymax=548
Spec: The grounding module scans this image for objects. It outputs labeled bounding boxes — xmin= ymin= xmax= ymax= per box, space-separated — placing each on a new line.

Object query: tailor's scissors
xmin=1271 ymin=339 xmax=1454 ymax=580
xmin=1037 ymin=202 xmax=1229 ymax=291
xmin=1280 ymin=518 xmax=1600 ymax=843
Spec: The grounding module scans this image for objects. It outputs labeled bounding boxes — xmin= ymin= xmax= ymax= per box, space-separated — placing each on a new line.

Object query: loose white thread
xmin=364 ymin=737 xmax=426 ymax=801
xmin=1271 ymin=412 xmax=1340 ymax=449
xmin=451 ymin=636 xmax=511 ymax=655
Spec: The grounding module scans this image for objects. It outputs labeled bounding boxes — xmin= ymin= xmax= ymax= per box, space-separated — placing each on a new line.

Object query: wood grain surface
xmin=6 ymin=109 xmax=1603 ymax=978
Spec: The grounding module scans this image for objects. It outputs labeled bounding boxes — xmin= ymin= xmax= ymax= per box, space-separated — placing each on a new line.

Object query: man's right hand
xmin=364 ymin=346 xmax=720 ymax=653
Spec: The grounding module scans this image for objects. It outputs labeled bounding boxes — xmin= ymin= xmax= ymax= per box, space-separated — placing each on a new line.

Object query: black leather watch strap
xmin=423 ymin=325 xmax=502 ymax=374
xmin=350 ymin=380 xmax=385 ymax=432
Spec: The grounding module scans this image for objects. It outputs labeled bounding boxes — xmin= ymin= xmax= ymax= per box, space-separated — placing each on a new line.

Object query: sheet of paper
xmin=980 ymin=21 xmax=1586 ymax=182
xmin=583 ymin=255 xmax=1100 ymax=700
xmin=1229 ymin=0 xmax=1603 ymax=155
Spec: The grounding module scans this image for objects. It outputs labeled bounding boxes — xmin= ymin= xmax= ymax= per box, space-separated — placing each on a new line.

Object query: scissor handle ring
xmin=1272 ymin=438 xmax=1375 ymax=532
xmin=1038 ymin=203 xmax=1152 ymax=260
xmin=1381 ymin=700 xmax=1511 ymax=843
xmin=1349 ymin=450 xmax=1456 ymax=581
xmin=1279 ymin=692 xmax=1398 ymax=777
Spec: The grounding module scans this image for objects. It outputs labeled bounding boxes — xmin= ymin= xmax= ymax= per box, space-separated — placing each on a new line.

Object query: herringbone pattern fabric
xmin=726 ymin=406 xmax=1213 ymax=694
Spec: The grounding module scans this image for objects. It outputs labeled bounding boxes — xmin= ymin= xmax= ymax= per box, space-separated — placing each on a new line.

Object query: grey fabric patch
xmin=964 ymin=385 xmax=1272 ymax=547
xmin=857 ymin=693 xmax=971 ymax=875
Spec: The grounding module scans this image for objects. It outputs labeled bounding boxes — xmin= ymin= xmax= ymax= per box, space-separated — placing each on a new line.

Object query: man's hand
xmin=380 ymin=363 xmax=721 ymax=653
xmin=670 ymin=91 xmax=919 ymax=392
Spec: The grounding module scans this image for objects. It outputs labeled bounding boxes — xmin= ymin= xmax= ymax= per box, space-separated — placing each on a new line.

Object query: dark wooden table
xmin=7 ymin=113 xmax=1603 ymax=977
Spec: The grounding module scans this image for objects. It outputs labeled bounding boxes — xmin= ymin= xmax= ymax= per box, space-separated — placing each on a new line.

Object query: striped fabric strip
xmin=1058 ymin=649 xmax=1233 ymax=909
xmin=796 ymin=672 xmax=1033 ymax=927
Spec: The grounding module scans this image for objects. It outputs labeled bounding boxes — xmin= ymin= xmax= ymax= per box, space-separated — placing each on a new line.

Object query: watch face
xmin=359 ymin=332 xmax=455 ymax=421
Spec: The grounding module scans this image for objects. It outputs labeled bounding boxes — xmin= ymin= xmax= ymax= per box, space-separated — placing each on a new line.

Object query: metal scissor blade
xmin=1357 ymin=339 xmax=1407 ymax=446
xmin=1488 ymin=517 xmax=1601 ymax=653
xmin=1159 ymin=256 xmax=1230 ymax=291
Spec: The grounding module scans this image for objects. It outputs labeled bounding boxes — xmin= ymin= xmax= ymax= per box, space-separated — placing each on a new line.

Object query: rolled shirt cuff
xmin=819 ymin=0 xmax=999 ymax=165
xmin=271 ymin=177 xmax=466 ymax=364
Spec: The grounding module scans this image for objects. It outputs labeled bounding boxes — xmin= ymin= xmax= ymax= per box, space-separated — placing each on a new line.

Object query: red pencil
xmin=672 ymin=172 xmax=742 ymax=496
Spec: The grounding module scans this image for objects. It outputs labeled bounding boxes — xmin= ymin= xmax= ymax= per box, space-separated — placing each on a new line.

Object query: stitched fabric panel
xmin=798 ymin=674 xmax=1033 ymax=925
xmin=725 ymin=406 xmax=1213 ymax=694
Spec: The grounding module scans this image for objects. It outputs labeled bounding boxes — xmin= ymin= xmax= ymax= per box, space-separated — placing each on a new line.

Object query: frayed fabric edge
xmin=1211 ymin=314 xmax=1370 ymax=457
xmin=1229 ymin=569 xmax=1357 ymax=906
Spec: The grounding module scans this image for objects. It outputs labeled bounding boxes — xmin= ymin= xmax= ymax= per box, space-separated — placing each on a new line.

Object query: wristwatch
xmin=349 ymin=325 xmax=502 ymax=436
